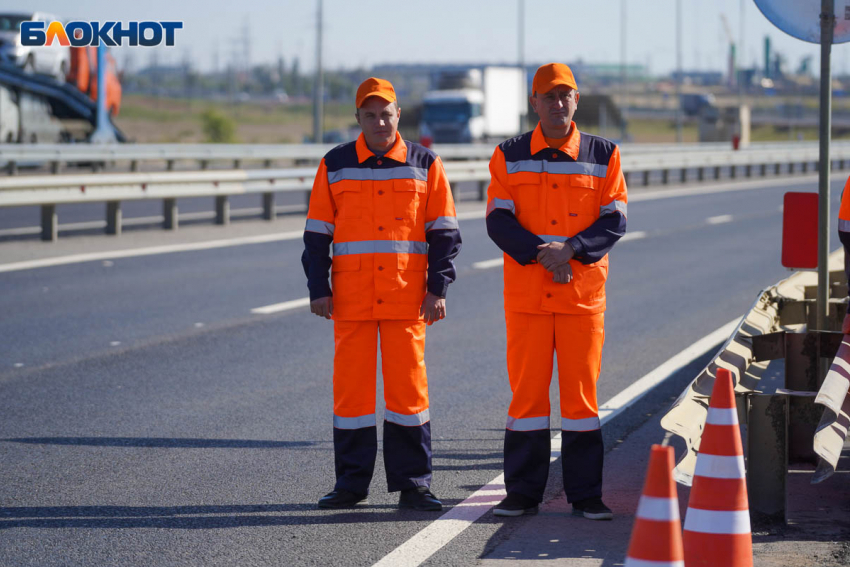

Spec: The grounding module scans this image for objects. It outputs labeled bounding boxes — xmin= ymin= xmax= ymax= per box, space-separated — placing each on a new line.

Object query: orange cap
xmin=355 ymin=77 xmax=397 ymax=108
xmin=532 ymin=63 xmax=578 ymax=95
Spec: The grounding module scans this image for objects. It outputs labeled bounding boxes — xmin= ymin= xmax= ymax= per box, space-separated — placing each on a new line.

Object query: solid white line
xmin=0 ymin=231 xmax=303 ymax=274
xmin=597 ymin=318 xmax=739 ymax=423
xmin=250 ymin=297 xmax=310 ymax=314
xmin=372 ymin=317 xmax=741 ymax=567
xmin=706 ymin=215 xmax=733 ymax=225
xmin=471 ymin=258 xmax=504 ymax=270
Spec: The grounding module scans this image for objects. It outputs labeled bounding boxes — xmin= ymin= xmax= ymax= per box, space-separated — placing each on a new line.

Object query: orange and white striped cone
xmin=624 ymin=444 xmax=684 ymax=567
xmin=683 ymin=368 xmax=753 ymax=566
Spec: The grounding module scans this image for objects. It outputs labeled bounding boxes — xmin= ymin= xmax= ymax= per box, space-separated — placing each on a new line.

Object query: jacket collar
xmin=356 ymin=132 xmax=407 ymax=163
xmin=530 ymin=121 xmax=580 ymax=160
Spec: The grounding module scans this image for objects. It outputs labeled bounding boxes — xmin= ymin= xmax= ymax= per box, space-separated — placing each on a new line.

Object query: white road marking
xmin=371 ymin=317 xmax=741 ymax=567
xmin=194 ymin=322 xmax=205 ymax=328
xmin=109 ymin=341 xmax=121 ymax=347
xmin=0 ymin=231 xmax=303 ymax=274
xmin=471 ymin=258 xmax=504 ymax=270
xmin=251 ymin=297 xmax=311 ymax=314
xmin=13 ymin=363 xmax=24 ymax=368
xmin=621 ymin=230 xmax=647 ymax=242
xmin=707 ymin=215 xmax=733 ymax=225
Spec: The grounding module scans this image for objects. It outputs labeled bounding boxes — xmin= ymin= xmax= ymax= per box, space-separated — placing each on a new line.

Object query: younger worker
xmin=302 ymin=77 xmax=462 ymax=511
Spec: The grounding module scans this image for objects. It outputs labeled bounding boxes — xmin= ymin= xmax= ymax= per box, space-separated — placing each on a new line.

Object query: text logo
xmin=21 ymin=21 xmax=183 ymax=47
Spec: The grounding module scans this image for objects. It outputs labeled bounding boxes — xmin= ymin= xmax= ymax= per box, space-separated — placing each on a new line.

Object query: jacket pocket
xmin=330 ymin=180 xmax=363 ymax=219
xmin=393 ymin=179 xmax=426 ymax=222
xmin=568 ymin=175 xmax=599 ymax=216
xmin=331 ymin=254 xmax=361 ymax=272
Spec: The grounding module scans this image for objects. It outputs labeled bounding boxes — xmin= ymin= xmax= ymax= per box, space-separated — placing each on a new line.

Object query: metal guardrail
xmin=4 ymin=140 xmax=850 ymax=173
xmin=660 ymin=251 xmax=848 ymax=525
xmin=4 ymin=142 xmax=850 ymax=241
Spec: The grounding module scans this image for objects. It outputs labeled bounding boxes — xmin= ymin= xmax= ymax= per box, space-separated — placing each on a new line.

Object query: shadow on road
xmin=3 ymin=437 xmax=317 ymax=449
xmin=0 ymin=503 xmax=460 ymax=530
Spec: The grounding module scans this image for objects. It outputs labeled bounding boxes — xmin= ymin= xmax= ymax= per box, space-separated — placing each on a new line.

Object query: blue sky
xmin=6 ymin=1 xmax=849 ymax=76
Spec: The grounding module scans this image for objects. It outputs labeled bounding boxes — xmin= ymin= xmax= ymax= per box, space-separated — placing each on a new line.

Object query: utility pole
xmin=817 ymin=0 xmax=835 ymax=331
xmin=620 ymin=0 xmax=627 ymax=141
xmin=738 ymin=0 xmax=745 ymax=103
xmin=675 ymin=0 xmax=683 ymax=143
xmin=518 ymin=0 xmax=525 ymax=135
xmin=313 ymin=0 xmax=324 ymax=145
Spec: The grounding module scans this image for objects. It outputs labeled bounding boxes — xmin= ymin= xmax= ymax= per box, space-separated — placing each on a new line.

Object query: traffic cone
xmin=624 ymin=444 xmax=684 ymax=567
xmin=683 ymin=368 xmax=753 ymax=566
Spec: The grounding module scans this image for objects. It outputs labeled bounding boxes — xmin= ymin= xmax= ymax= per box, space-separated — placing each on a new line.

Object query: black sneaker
xmin=399 ymin=487 xmax=443 ymax=511
xmin=493 ymin=492 xmax=539 ymax=517
xmin=317 ymin=489 xmax=368 ymax=509
xmin=571 ymin=497 xmax=613 ymax=520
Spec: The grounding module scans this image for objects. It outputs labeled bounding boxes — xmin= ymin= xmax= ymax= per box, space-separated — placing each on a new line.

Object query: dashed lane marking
xmin=707 ymin=215 xmax=733 ymax=225
xmin=251 ymin=297 xmax=311 ymax=314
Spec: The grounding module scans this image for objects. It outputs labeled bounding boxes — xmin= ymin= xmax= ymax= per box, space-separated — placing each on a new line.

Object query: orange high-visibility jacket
xmin=485 ymin=122 xmax=627 ymax=315
xmin=303 ymin=133 xmax=461 ymax=321
xmin=839 ymin=177 xmax=850 ymax=314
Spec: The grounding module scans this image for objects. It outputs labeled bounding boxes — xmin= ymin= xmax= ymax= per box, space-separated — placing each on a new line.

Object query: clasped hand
xmin=537 ymin=241 xmax=575 ymax=284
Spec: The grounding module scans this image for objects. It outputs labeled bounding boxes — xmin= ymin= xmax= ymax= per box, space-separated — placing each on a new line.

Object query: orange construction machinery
xmin=67 ymin=46 xmax=121 ymax=116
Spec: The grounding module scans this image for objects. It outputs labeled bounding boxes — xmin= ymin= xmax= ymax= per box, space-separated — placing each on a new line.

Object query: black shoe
xmin=571 ymin=497 xmax=613 ymax=520
xmin=399 ymin=487 xmax=443 ymax=511
xmin=317 ymin=489 xmax=368 ymax=509
xmin=493 ymin=492 xmax=539 ymax=517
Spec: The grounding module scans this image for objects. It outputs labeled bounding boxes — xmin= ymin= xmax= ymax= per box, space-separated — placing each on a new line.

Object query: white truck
xmin=419 ymin=67 xmax=527 ymax=144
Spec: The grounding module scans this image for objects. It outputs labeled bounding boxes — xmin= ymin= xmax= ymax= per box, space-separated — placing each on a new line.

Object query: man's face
xmin=530 ymin=85 xmax=579 ymax=131
xmin=356 ymin=97 xmax=400 ymax=151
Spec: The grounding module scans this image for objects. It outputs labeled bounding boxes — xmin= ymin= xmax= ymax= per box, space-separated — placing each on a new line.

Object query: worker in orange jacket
xmin=839 ymin=179 xmax=850 ymax=333
xmin=302 ymin=78 xmax=462 ymax=511
xmin=485 ymin=63 xmax=627 ymax=520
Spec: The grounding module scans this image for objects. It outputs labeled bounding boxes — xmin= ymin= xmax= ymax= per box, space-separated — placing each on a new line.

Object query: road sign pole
xmin=817 ymin=0 xmax=834 ymax=330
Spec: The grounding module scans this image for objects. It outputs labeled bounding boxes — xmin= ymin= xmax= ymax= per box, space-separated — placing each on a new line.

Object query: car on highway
xmin=0 ymin=12 xmax=70 ymax=81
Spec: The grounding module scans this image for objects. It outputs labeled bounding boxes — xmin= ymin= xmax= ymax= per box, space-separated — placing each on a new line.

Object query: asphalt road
xmin=0 ymin=174 xmax=845 ymax=566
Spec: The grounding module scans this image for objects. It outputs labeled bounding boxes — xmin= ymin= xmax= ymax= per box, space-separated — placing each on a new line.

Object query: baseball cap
xmin=532 ymin=63 xmax=578 ymax=96
xmin=355 ymin=77 xmax=397 ymax=108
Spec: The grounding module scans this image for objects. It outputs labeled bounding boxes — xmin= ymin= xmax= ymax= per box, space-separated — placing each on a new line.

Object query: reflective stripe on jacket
xmin=485 ymin=122 xmax=627 ymax=315
xmin=303 ymin=132 xmax=461 ymax=320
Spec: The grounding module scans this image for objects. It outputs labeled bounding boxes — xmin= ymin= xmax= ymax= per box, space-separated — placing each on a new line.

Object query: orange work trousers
xmin=504 ymin=310 xmax=605 ymax=503
xmin=332 ymin=319 xmax=432 ymax=494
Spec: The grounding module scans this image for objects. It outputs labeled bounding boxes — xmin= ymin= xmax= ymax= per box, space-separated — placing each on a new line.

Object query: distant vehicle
xmin=419 ymin=67 xmax=527 ymax=143
xmin=0 ymin=85 xmax=63 ymax=143
xmin=680 ymin=93 xmax=716 ymax=117
xmin=0 ymin=12 xmax=70 ymax=81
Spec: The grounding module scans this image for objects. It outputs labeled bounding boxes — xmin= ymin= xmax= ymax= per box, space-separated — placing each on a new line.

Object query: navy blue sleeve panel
xmin=486 ymin=208 xmax=546 ymax=266
xmin=841 ymin=230 xmax=850 ymax=314
xmin=425 ymin=228 xmax=462 ymax=298
xmin=567 ymin=211 xmax=627 ymax=265
xmin=302 ymin=231 xmax=333 ymax=301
